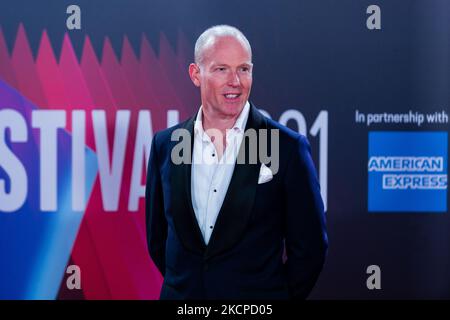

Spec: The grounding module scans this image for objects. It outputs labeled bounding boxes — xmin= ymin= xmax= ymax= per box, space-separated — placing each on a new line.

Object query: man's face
xmin=189 ymin=36 xmax=253 ymax=119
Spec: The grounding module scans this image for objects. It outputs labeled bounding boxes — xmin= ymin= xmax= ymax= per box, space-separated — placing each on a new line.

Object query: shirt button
xmin=210 ymin=225 xmax=213 ymax=229
xmin=212 ymin=153 xmax=215 ymax=157
xmin=213 ymin=189 xmax=217 ymax=192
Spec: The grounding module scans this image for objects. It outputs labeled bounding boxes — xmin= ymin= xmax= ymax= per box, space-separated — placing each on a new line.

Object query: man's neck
xmin=201 ymin=106 xmax=244 ymax=159
xmin=201 ymin=107 xmax=241 ymax=135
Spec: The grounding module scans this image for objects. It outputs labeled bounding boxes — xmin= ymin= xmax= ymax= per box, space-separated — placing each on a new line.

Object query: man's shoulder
xmin=264 ymin=115 xmax=308 ymax=147
xmin=153 ymin=116 xmax=194 ymax=146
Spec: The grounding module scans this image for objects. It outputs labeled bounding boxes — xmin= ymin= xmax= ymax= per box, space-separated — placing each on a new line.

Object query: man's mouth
xmin=223 ymin=93 xmax=241 ymax=100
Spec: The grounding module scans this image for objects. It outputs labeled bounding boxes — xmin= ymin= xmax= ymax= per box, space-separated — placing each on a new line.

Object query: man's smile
xmin=223 ymin=93 xmax=242 ymax=101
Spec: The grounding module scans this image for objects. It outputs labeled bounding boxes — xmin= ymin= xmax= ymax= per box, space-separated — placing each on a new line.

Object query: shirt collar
xmin=194 ymin=101 xmax=250 ymax=138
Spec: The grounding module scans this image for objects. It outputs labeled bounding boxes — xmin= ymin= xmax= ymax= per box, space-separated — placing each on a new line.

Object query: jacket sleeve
xmin=283 ymin=134 xmax=328 ymax=299
xmin=145 ymin=133 xmax=167 ymax=277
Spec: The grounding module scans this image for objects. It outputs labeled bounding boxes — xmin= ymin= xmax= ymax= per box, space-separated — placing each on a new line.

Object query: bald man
xmin=146 ymin=25 xmax=328 ymax=300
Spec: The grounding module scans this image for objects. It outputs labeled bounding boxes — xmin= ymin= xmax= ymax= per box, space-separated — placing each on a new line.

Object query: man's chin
xmin=223 ymin=101 xmax=245 ymax=115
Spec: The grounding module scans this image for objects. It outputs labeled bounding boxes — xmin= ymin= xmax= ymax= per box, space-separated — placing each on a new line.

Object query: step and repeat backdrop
xmin=0 ymin=0 xmax=448 ymax=299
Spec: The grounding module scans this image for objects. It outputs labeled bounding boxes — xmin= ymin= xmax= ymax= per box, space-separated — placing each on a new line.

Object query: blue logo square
xmin=368 ymin=131 xmax=448 ymax=212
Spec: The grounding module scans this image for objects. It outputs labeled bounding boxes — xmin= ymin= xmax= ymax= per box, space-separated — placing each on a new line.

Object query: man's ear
xmin=189 ymin=63 xmax=201 ymax=87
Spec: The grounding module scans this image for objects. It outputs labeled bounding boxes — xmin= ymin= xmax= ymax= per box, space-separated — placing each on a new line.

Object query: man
xmin=145 ymin=25 xmax=328 ymax=300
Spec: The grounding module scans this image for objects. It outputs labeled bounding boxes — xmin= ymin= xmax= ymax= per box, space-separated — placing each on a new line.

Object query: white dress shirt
xmin=191 ymin=102 xmax=250 ymax=245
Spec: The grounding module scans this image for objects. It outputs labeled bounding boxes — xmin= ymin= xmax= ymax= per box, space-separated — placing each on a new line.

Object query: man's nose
xmin=227 ymin=71 xmax=241 ymax=87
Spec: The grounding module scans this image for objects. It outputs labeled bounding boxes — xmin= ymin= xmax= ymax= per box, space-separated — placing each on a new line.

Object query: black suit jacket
xmin=145 ymin=103 xmax=328 ymax=299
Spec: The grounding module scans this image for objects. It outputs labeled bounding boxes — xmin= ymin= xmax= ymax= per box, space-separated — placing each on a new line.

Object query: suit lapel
xmin=170 ymin=116 xmax=206 ymax=254
xmin=170 ymin=104 xmax=267 ymax=259
xmin=205 ymin=104 xmax=266 ymax=260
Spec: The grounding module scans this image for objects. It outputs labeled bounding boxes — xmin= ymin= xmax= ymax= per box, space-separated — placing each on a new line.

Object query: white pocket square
xmin=258 ymin=163 xmax=273 ymax=184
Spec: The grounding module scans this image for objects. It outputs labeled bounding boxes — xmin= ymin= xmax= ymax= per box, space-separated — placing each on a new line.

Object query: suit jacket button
xmin=203 ymin=264 xmax=209 ymax=271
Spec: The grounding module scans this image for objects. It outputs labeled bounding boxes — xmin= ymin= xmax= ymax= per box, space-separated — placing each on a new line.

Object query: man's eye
xmin=240 ymin=67 xmax=249 ymax=72
xmin=216 ymin=67 xmax=226 ymax=71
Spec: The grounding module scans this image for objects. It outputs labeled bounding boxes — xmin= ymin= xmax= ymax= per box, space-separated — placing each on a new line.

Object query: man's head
xmin=189 ymin=25 xmax=253 ymax=119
